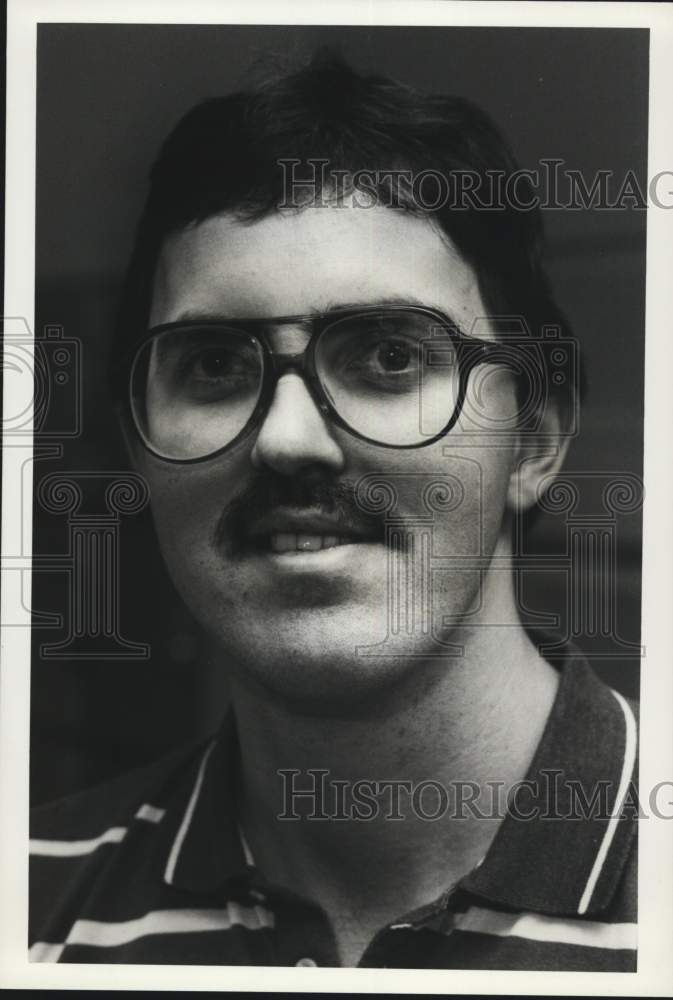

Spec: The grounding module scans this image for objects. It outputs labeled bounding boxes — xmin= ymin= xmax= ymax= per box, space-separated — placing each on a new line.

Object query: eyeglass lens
xmin=130 ymin=311 xmax=461 ymax=459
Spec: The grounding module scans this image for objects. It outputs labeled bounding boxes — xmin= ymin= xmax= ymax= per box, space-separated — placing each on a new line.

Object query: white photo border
xmin=2 ymin=0 xmax=672 ymax=994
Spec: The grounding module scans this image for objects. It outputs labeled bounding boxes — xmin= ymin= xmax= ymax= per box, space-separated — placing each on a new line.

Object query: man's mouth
xmin=269 ymin=533 xmax=355 ymax=553
xmin=239 ymin=508 xmax=384 ymax=556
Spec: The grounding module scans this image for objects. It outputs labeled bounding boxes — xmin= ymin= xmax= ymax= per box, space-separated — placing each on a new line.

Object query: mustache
xmin=214 ymin=474 xmax=385 ymax=553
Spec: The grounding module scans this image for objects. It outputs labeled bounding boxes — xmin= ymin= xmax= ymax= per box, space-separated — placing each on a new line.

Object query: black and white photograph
xmin=1 ymin=0 xmax=672 ymax=993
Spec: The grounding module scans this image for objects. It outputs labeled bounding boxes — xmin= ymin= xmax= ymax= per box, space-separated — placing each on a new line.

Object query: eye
xmin=166 ymin=338 xmax=262 ymax=402
xmin=372 ymin=340 xmax=414 ymax=373
xmin=315 ymin=311 xmax=436 ymax=396
xmin=346 ymin=334 xmax=420 ymax=380
xmin=190 ymin=347 xmax=242 ymax=380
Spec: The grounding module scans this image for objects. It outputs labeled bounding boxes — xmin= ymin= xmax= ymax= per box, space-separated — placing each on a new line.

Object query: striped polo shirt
xmin=29 ymin=650 xmax=638 ymax=969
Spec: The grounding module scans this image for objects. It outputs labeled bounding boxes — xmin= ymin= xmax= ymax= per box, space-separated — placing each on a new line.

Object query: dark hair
xmin=111 ymin=50 xmax=579 ymax=428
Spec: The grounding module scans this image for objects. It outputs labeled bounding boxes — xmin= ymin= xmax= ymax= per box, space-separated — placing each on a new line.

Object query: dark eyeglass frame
xmin=128 ymin=304 xmax=507 ymax=464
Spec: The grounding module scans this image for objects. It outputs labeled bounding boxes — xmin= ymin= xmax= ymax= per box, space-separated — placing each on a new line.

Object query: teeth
xmin=270 ymin=533 xmax=350 ymax=553
xmin=271 ymin=533 xmax=297 ymax=553
xmin=297 ymin=534 xmax=322 ymax=552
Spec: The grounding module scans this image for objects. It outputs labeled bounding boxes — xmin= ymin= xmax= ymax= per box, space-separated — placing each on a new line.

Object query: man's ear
xmin=506 ymin=398 xmax=572 ymax=513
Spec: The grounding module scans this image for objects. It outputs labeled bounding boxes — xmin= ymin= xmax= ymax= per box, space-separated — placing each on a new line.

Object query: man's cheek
xmin=145 ymin=498 xmax=219 ymax=601
xmin=408 ymin=454 xmax=485 ymax=558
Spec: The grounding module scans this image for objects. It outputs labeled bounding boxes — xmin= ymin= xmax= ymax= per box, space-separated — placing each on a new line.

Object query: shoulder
xmin=29 ymin=737 xmax=208 ymax=951
xmin=31 ymin=738 xmax=204 ymax=838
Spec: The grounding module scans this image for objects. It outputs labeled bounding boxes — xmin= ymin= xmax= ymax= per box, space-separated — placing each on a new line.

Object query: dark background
xmin=31 ymin=25 xmax=648 ymax=805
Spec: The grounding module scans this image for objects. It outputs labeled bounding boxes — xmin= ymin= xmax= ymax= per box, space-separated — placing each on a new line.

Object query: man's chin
xmin=218 ymin=620 xmax=448 ymax=720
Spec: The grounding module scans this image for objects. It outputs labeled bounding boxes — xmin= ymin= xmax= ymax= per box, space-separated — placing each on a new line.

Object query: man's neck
xmin=226 ymin=576 xmax=559 ymax=963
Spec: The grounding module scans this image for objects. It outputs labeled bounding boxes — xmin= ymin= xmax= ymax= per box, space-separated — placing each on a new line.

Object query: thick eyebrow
xmin=171 ymin=309 xmax=245 ymax=324
xmin=316 ymin=295 xmax=463 ymax=326
xmin=321 ymin=295 xmax=428 ymax=312
xmin=171 ymin=309 xmax=315 ymax=334
xmin=171 ymin=297 xmax=463 ymax=330
xmin=173 ymin=295 xmax=451 ymax=323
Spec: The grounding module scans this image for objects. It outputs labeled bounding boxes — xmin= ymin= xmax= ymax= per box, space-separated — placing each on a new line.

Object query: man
xmin=29 ymin=54 xmax=637 ymax=970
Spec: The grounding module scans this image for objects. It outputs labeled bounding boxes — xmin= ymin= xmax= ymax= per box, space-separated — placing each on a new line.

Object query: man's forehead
xmin=149 ymin=203 xmax=484 ymax=330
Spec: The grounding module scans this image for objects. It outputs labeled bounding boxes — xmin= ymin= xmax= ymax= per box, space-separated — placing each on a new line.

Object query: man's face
xmin=134 ymin=202 xmax=521 ymax=713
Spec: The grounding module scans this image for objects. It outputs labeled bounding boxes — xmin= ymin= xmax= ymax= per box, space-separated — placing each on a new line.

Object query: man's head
xmin=113 ymin=53 xmax=576 ymax=713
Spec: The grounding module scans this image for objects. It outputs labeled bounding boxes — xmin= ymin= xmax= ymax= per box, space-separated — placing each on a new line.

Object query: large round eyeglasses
xmin=128 ymin=304 xmax=511 ymax=463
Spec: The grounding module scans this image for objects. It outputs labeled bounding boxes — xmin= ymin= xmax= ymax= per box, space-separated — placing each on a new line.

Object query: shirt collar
xmin=159 ymin=714 xmax=251 ymax=892
xmin=160 ymin=645 xmax=637 ymax=916
xmin=460 ymin=643 xmax=638 ymax=917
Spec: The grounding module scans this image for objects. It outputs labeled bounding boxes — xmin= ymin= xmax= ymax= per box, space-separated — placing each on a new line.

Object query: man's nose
xmin=249 ymin=372 xmax=345 ymax=475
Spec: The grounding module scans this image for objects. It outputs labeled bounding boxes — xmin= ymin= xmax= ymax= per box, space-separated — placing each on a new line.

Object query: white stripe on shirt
xmin=164 ymin=739 xmax=217 ymax=885
xmin=577 ymin=688 xmax=637 ymax=915
xmin=135 ymin=803 xmax=166 ymax=823
xmin=29 ymin=942 xmax=66 ymax=962
xmin=29 ymin=803 xmax=165 ymax=857
xmin=29 ymin=826 xmax=127 ymax=857
xmin=454 ymin=906 xmax=636 ymax=950
xmin=29 ymin=903 xmax=275 ymax=960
